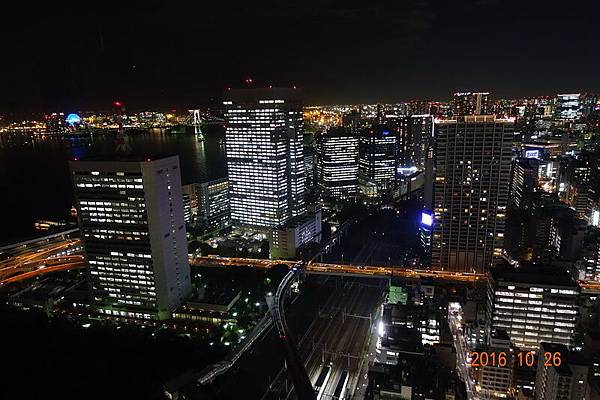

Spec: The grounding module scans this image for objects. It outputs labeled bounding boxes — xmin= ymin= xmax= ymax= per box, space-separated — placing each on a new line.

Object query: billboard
xmin=592 ymin=210 xmax=600 ymax=227
xmin=525 ymin=149 xmax=540 ymax=159
xmin=421 ymin=211 xmax=434 ymax=227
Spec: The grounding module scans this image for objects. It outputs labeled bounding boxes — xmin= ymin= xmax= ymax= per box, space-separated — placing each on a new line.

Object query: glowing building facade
xmin=432 ymin=116 xmax=513 ymax=273
xmin=224 ymin=88 xmax=305 ymax=229
xmin=486 ymin=267 xmax=579 ymax=351
xmin=359 ymin=125 xmax=398 ymax=195
xmin=69 ymin=156 xmax=192 ymax=320
xmin=315 ymin=127 xmax=359 ymax=199
xmin=555 ymin=94 xmax=581 ymax=120
xmin=198 ymin=178 xmax=230 ymax=229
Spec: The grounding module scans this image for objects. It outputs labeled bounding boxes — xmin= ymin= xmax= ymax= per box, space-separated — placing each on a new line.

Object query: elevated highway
xmin=190 ymin=255 xmax=484 ymax=283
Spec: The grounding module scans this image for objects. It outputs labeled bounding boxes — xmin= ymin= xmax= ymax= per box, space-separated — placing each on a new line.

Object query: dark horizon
xmin=2 ymin=0 xmax=599 ymax=113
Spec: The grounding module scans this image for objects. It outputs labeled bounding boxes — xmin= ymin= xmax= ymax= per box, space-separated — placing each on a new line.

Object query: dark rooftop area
xmin=491 ymin=264 xmax=577 ymax=287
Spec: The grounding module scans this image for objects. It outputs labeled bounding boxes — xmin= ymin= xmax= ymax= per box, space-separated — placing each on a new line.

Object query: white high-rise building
xmin=224 ymin=88 xmax=306 ymax=229
xmin=315 ymin=127 xmax=359 ymax=199
xmin=432 ymin=116 xmax=513 ymax=273
xmin=69 ymin=156 xmax=192 ymax=320
xmin=486 ymin=266 xmax=579 ymax=351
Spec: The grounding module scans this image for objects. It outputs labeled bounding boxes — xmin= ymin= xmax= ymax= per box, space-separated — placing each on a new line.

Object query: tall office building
xmin=452 ymin=92 xmax=490 ymax=116
xmin=581 ymin=93 xmax=598 ymax=118
xmin=554 ymin=94 xmax=581 ymax=120
xmin=359 ymin=125 xmax=398 ymax=195
xmin=199 ymin=178 xmax=230 ymax=229
xmin=432 ymin=116 xmax=512 ymax=273
xmin=304 ymin=147 xmax=315 ymax=188
xmin=486 ymin=266 xmax=579 ymax=350
xmin=315 ymin=127 xmax=359 ymax=199
xmin=511 ymin=158 xmax=539 ymax=210
xmin=402 ymin=115 xmax=435 ymax=170
xmin=69 ymin=156 xmax=192 ymax=320
xmin=224 ymin=87 xmax=306 ymax=229
xmin=182 ymin=193 xmax=193 ymax=224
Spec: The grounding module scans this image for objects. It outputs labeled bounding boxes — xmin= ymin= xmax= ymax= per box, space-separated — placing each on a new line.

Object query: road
xmin=191 ymin=256 xmax=484 ymax=284
xmin=0 ymin=237 xmax=83 ymax=285
xmin=448 ymin=302 xmax=479 ymax=400
xmin=6 ymin=234 xmax=600 ymax=295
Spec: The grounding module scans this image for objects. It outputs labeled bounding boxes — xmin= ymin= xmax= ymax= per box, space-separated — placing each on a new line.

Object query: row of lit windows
xmin=98 ymin=309 xmax=153 ymax=319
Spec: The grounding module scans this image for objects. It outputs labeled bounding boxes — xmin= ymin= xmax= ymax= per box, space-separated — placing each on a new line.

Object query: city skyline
xmin=1 ymin=89 xmax=598 ymax=117
xmin=3 ymin=2 xmax=600 ymax=396
xmin=2 ymin=83 xmax=600 ymax=399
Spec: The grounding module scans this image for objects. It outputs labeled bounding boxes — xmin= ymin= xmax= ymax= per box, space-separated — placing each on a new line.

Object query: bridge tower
xmin=189 ymin=109 xmax=205 ymax=141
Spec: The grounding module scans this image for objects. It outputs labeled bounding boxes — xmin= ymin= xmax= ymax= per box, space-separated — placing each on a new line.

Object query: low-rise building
xmin=172 ymin=287 xmax=241 ymax=325
xmin=269 ymin=209 xmax=322 ymax=259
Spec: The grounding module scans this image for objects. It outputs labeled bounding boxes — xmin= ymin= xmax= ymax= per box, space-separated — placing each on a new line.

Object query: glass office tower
xmin=224 ymin=87 xmax=306 ymax=229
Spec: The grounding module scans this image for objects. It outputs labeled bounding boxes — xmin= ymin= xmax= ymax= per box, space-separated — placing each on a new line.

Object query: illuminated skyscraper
xmin=432 ymin=116 xmax=513 ymax=273
xmin=452 ymin=92 xmax=490 ymax=116
xmin=315 ymin=127 xmax=359 ymax=199
xmin=554 ymin=93 xmax=581 ymax=120
xmin=198 ymin=178 xmax=230 ymax=229
xmin=224 ymin=88 xmax=306 ymax=229
xmin=510 ymin=158 xmax=538 ymax=210
xmin=69 ymin=156 xmax=192 ymax=320
xmin=358 ymin=125 xmax=398 ymax=196
xmin=402 ymin=114 xmax=434 ymax=170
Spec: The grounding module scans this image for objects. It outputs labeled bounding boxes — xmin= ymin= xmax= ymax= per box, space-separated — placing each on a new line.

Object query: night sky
xmin=2 ymin=0 xmax=599 ymax=113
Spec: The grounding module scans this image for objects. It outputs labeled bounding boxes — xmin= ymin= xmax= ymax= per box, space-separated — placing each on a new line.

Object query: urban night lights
xmin=2 ymin=1 xmax=600 ymax=400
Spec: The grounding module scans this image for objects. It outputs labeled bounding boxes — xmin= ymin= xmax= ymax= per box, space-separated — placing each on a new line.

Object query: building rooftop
xmin=491 ymin=264 xmax=578 ymax=288
xmin=381 ymin=326 xmax=424 ymax=355
xmin=436 ymin=115 xmax=514 ymax=123
xmin=274 ymin=212 xmax=319 ymax=230
xmin=320 ymin=126 xmax=354 ymax=137
xmin=223 ymin=87 xmax=301 ymax=103
xmin=69 ymin=154 xmax=178 ymax=163
xmin=541 ymin=342 xmax=587 ymax=368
